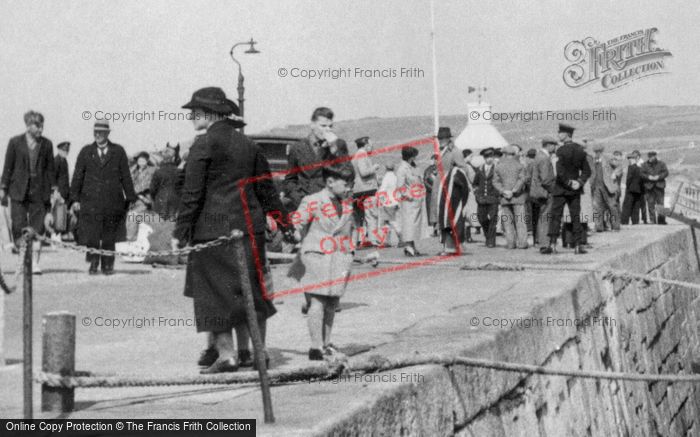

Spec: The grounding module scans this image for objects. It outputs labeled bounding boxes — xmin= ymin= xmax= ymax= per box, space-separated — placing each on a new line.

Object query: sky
xmin=1 ymin=0 xmax=697 ymax=165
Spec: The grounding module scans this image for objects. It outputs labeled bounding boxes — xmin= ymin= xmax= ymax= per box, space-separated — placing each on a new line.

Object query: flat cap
xmin=558 ymin=123 xmax=575 ymax=135
xmin=480 ymin=147 xmax=495 ymax=157
xmin=541 ymin=136 xmax=558 ymax=146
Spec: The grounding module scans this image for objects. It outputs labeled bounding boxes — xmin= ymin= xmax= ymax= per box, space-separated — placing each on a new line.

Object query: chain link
xmin=29 ymin=229 xmax=243 ymax=259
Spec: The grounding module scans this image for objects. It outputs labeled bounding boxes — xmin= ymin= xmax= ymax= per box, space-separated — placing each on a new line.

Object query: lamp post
xmin=230 ymin=38 xmax=260 ymax=134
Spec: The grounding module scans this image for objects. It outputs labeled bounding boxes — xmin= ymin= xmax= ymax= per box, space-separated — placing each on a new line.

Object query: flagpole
xmin=430 ymin=0 xmax=439 ymax=135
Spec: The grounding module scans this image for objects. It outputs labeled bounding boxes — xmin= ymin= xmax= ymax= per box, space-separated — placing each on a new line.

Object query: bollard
xmin=22 ymin=232 xmax=33 ymax=419
xmin=231 ymin=231 xmax=274 ymax=423
xmin=41 ymin=312 xmax=76 ymax=412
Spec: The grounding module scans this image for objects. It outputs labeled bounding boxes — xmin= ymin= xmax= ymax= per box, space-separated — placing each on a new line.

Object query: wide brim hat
xmin=56 ymin=141 xmax=70 ymax=151
xmin=182 ymin=87 xmax=241 ymax=116
xmin=436 ymin=127 xmax=452 ymax=140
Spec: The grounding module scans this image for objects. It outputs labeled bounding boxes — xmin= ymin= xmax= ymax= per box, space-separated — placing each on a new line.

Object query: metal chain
xmin=30 ymin=229 xmax=243 ymax=258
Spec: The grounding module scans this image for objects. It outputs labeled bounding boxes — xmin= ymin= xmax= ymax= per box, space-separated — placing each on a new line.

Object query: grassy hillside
xmin=262 ymin=105 xmax=700 ymax=179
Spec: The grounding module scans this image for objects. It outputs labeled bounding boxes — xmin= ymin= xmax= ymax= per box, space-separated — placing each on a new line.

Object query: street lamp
xmin=230 ymin=38 xmax=260 ymax=133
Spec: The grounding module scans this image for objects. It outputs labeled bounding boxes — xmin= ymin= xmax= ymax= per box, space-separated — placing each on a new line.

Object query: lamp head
xmin=245 ymin=38 xmax=260 ymax=54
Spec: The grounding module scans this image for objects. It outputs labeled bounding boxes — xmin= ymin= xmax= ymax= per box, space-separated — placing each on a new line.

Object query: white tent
xmin=454 ymin=102 xmax=508 ymax=151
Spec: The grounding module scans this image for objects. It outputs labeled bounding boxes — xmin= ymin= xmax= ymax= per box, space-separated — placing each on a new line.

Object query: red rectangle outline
xmin=239 ymin=136 xmax=464 ymax=300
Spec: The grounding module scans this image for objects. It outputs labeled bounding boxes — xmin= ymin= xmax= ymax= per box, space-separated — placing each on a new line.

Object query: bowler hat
xmin=437 ymin=127 xmax=452 ymax=140
xmin=480 ymin=147 xmax=495 ymax=157
xmin=558 ymin=123 xmax=575 ymax=135
xmin=541 ymin=136 xmax=558 ymax=146
xmin=94 ymin=120 xmax=110 ymax=131
xmin=648 ymin=151 xmax=657 ymax=157
xmin=56 ymin=141 xmax=70 ymax=151
xmin=182 ymin=87 xmax=240 ymax=116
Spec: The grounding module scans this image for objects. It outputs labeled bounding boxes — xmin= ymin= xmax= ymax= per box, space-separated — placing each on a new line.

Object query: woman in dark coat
xmin=150 ymin=144 xmax=182 ymax=219
xmin=172 ymin=87 xmax=288 ymax=374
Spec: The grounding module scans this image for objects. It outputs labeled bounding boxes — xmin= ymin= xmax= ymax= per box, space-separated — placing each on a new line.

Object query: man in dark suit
xmin=283 ymin=107 xmax=348 ymax=210
xmin=640 ymin=151 xmax=668 ymax=224
xmin=541 ymin=123 xmax=591 ymax=255
xmin=529 ymin=137 xmax=556 ymax=249
xmin=621 ymin=151 xmax=644 ymax=224
xmin=473 ymin=148 xmax=499 ymax=247
xmin=0 ymin=110 xmax=57 ymax=273
xmin=70 ymin=120 xmax=136 ymax=275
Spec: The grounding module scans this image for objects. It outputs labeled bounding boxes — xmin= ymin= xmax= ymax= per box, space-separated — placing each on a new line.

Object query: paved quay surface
xmin=0 ymin=224 xmax=684 ymax=434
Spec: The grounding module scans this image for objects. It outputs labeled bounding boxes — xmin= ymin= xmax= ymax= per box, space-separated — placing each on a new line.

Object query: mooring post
xmin=41 ymin=311 xmax=76 ymax=412
xmin=231 ymin=230 xmax=275 ymax=423
xmin=23 ymin=231 xmax=33 ymax=419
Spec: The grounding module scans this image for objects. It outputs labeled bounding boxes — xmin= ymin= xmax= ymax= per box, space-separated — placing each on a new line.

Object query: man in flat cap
xmin=0 ymin=110 xmax=58 ymax=273
xmin=590 ymin=143 xmax=622 ymax=232
xmin=473 ymin=148 xmax=499 ymax=247
xmin=621 ymin=150 xmax=644 ymax=224
xmin=529 ymin=137 xmax=557 ymax=249
xmin=71 ymin=120 xmax=136 ymax=275
xmin=541 ymin=123 xmax=591 ymax=255
xmin=640 ymin=151 xmax=668 ymax=224
xmin=351 ymin=136 xmax=380 ymax=246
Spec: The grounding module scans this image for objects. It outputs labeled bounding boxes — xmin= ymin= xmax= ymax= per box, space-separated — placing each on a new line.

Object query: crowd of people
xmin=1 ymin=96 xmax=670 ymax=373
xmin=346 ymin=123 xmax=669 ymax=257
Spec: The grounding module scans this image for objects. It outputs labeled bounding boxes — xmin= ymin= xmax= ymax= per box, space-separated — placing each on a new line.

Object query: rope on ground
xmin=376 ymin=258 xmax=700 ymax=293
xmin=35 ymin=353 xmax=700 ymax=388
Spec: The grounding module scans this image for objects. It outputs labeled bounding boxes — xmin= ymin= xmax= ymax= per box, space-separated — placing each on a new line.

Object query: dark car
xmin=249 ymin=135 xmax=302 ymax=176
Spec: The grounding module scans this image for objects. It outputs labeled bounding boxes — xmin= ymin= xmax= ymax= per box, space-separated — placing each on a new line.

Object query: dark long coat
xmin=54 ymin=155 xmax=70 ymax=200
xmin=174 ymin=119 xmax=288 ymax=331
xmin=149 ymin=161 xmax=182 ymax=219
xmin=1 ymin=134 xmax=55 ymax=203
xmin=70 ymin=141 xmax=136 ymax=244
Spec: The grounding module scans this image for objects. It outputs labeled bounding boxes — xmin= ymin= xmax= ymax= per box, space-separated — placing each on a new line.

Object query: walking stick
xmin=230 ymin=230 xmax=274 ymax=423
xmin=22 ymin=229 xmax=34 ymax=419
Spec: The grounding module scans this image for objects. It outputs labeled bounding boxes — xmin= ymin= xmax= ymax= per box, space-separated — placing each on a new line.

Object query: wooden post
xmin=231 ymin=230 xmax=274 ymax=423
xmin=669 ymin=181 xmax=684 ymax=215
xmin=41 ymin=312 xmax=76 ymax=412
xmin=23 ymin=232 xmax=33 ymax=419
